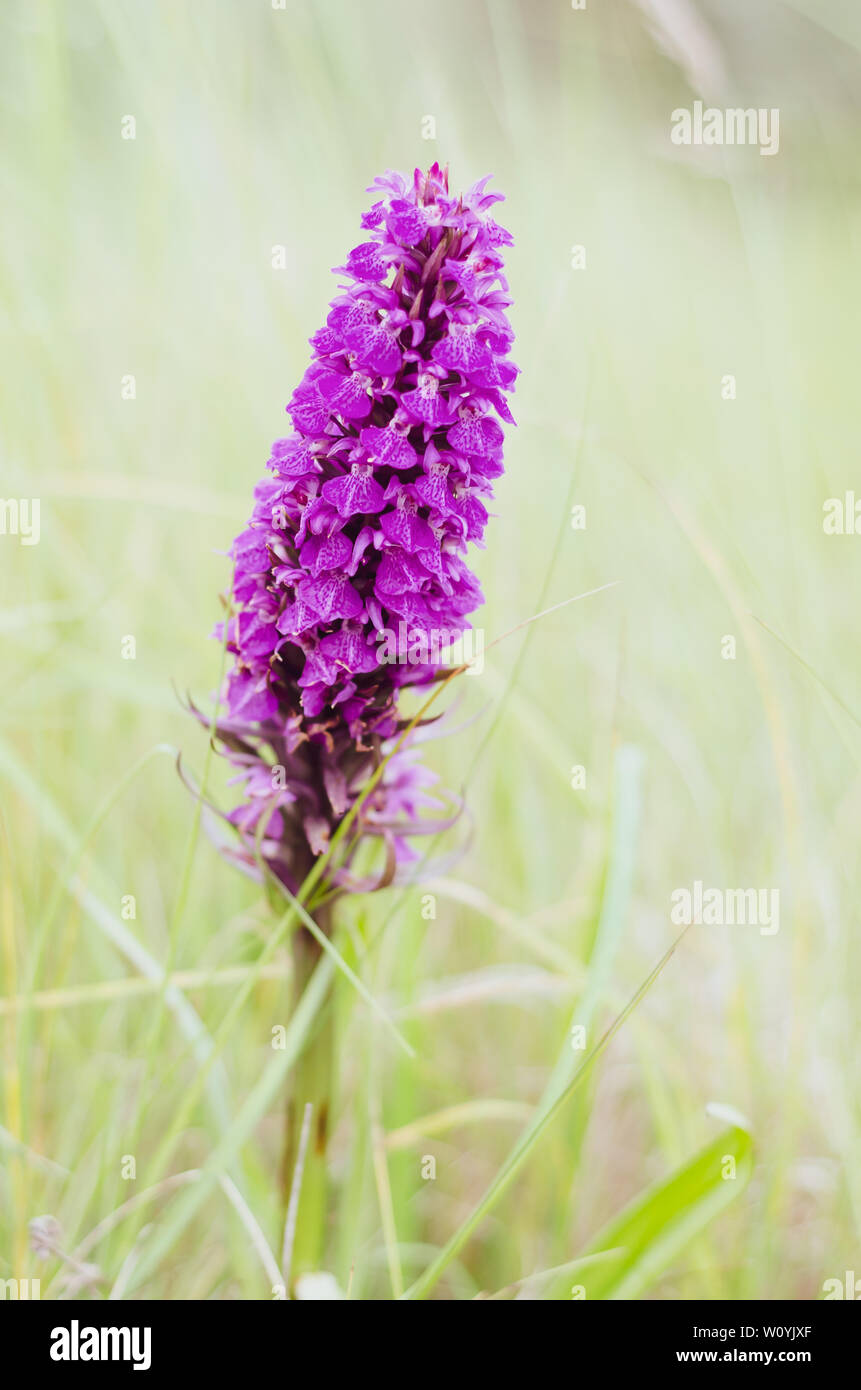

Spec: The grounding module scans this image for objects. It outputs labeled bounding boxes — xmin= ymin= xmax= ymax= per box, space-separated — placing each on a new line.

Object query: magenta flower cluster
xmin=201 ymin=164 xmax=516 ymax=894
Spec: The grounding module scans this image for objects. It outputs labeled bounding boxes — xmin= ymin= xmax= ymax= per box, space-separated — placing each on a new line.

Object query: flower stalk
xmin=281 ymin=915 xmax=335 ymax=1285
xmin=193 ymin=163 xmax=517 ymax=1281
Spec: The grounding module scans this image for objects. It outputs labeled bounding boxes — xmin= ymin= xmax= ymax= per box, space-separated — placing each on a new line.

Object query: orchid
xmin=200 ymin=164 xmax=517 ymax=898
xmin=190 ymin=165 xmax=516 ymax=1286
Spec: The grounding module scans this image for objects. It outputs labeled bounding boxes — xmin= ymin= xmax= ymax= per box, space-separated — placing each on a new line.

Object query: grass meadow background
xmin=2 ymin=0 xmax=861 ymax=1299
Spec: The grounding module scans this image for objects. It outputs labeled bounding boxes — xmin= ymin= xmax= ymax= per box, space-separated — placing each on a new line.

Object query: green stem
xmin=282 ymin=909 xmax=335 ymax=1286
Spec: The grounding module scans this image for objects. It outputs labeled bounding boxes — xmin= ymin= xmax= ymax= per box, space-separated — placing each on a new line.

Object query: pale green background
xmin=1 ymin=0 xmax=860 ymax=1298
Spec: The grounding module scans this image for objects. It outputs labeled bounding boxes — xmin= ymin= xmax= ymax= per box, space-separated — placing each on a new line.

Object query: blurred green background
xmin=2 ymin=0 xmax=861 ymax=1299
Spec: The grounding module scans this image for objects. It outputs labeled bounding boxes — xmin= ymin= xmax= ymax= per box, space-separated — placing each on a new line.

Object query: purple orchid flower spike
xmin=194 ymin=163 xmax=517 ymax=899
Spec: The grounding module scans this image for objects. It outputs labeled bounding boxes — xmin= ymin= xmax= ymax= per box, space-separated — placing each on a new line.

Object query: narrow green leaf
xmin=553 ymin=1123 xmax=754 ymax=1301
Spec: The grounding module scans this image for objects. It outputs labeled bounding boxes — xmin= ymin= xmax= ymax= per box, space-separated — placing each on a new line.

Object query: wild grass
xmin=1 ymin=0 xmax=860 ymax=1299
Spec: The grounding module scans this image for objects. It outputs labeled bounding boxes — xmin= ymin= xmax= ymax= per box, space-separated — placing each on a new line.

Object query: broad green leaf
xmin=544 ymin=1124 xmax=753 ymax=1300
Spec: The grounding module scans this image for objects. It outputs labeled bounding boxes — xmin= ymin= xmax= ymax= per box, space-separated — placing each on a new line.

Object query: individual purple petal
xmin=231 ymin=527 xmax=271 ymax=573
xmin=400 ymin=373 xmax=456 ymax=427
xmin=386 ymin=199 xmax=428 ymax=246
xmin=431 ymin=323 xmax=494 ymax=377
xmin=268 ymin=436 xmax=320 ymax=477
xmin=447 ymin=409 xmax=504 ymax=458
xmin=360 ymin=425 xmax=418 ymax=471
xmin=379 ymin=507 xmax=435 ymax=552
xmin=414 ymin=456 xmax=452 ymax=512
xmin=345 ymin=242 xmax=389 ymax=282
xmin=299 ymin=531 xmax=353 ymax=577
xmin=376 ymin=547 xmax=428 ymax=596
xmin=297 ymin=571 xmax=364 ymax=623
xmin=225 ymin=669 xmax=279 ymax=722
xmin=288 ymin=386 xmax=330 ymax=435
xmin=319 ymin=624 xmax=380 ymax=674
xmin=310 ymin=325 xmax=344 ymax=356
xmin=299 ymin=643 xmax=340 ymax=688
xmin=482 ymin=217 xmax=515 ymax=247
xmin=295 ymin=494 xmax=339 ymax=545
xmin=237 ymin=612 xmax=281 ymax=658
xmin=322 ymin=464 xmax=386 ymax=518
xmin=275 ymin=605 xmax=311 ymax=640
xmin=318 ymin=369 xmax=373 ymax=421
xmin=450 ymin=489 xmax=489 ymax=541
xmin=342 ymin=313 xmax=402 ymax=376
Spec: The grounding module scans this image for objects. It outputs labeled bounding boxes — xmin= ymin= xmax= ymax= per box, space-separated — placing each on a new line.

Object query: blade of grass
xmin=123 ymin=951 xmax=337 ymax=1294
xmin=402 ymin=924 xmax=692 ymax=1300
xmin=385 ymin=1100 xmax=533 ymax=1150
xmin=547 ymin=1123 xmax=754 ymax=1300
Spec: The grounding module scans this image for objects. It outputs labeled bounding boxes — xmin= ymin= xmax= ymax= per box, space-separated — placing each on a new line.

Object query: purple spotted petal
xmin=318 ymin=369 xmax=373 ymax=421
xmin=297 ymin=571 xmax=364 ymax=623
xmin=322 ymin=466 xmax=386 ymax=518
xmin=299 ymin=531 xmax=353 ymax=577
xmin=360 ymin=425 xmax=418 ymax=471
xmin=345 ymin=242 xmax=389 ymax=282
xmin=447 ymin=411 xmax=504 ymax=458
xmin=400 ymin=374 xmax=456 ymax=427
